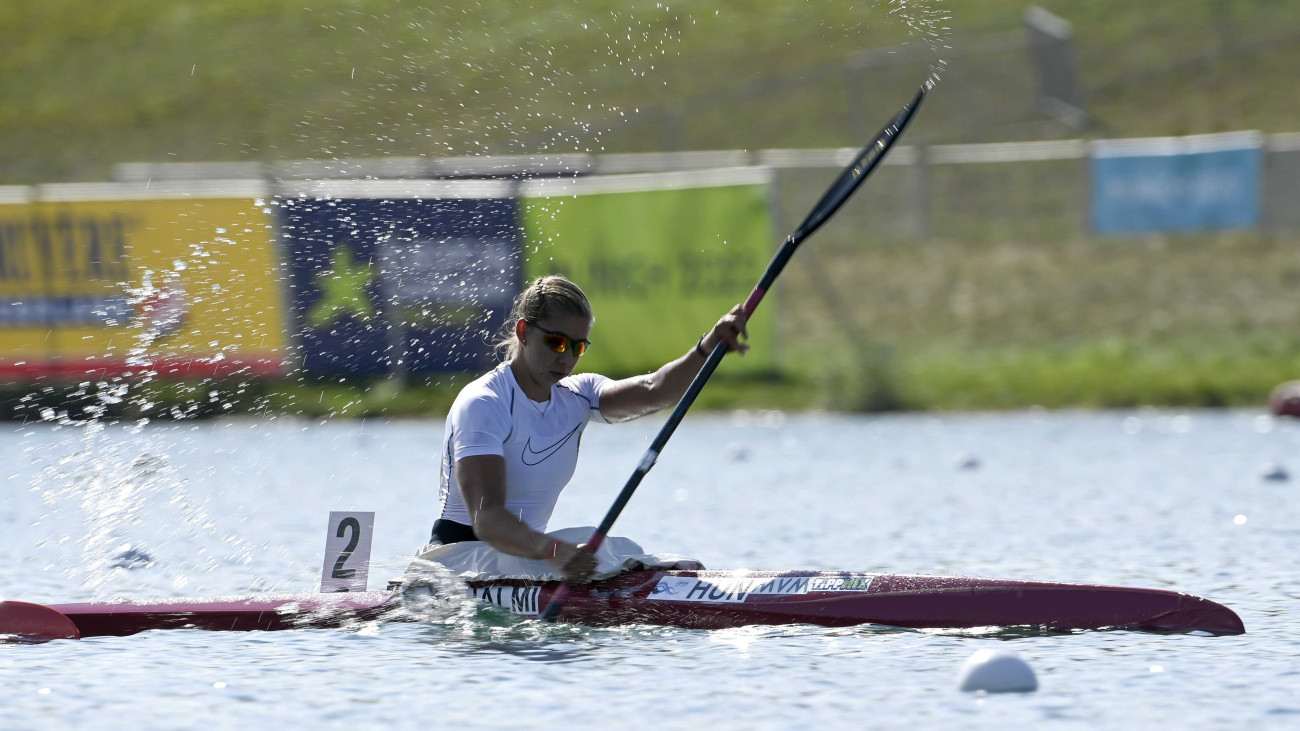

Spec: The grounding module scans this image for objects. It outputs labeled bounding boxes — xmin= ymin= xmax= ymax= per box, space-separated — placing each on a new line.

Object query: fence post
xmin=1024 ymin=6 xmax=1089 ymax=130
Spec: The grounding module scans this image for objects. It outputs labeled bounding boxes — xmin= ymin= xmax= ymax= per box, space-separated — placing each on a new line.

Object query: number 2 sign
xmin=320 ymin=511 xmax=375 ymax=592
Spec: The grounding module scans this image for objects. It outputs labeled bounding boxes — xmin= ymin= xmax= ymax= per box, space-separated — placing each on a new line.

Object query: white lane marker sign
xmin=320 ymin=511 xmax=375 ymax=593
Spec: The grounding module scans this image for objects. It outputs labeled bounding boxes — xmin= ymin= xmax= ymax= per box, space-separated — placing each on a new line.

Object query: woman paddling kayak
xmin=431 ymin=274 xmax=749 ymax=583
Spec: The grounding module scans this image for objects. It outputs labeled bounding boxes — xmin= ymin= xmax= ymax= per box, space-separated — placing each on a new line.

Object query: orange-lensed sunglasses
xmin=526 ymin=321 xmax=591 ymax=357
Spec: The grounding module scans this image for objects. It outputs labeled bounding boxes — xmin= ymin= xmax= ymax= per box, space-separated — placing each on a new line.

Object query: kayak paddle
xmin=541 ymin=82 xmax=930 ymax=620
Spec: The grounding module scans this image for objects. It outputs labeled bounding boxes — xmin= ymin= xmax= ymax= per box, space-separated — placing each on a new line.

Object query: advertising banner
xmin=520 ymin=169 xmax=775 ymax=377
xmin=1090 ymin=132 xmax=1262 ymax=234
xmin=280 ymin=180 xmax=519 ymax=376
xmin=0 ymin=194 xmax=61 ymax=373
xmin=0 ymin=182 xmax=285 ymax=382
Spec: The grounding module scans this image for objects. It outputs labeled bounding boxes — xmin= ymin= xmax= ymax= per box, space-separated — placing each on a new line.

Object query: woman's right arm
xmin=456 ymin=454 xmax=597 ymax=583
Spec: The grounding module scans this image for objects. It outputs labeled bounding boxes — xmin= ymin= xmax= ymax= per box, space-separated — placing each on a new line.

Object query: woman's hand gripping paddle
xmin=541 ymin=83 xmax=930 ymax=621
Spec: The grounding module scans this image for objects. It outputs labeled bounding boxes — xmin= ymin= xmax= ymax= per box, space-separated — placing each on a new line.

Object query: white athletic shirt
xmin=437 ymin=362 xmax=610 ymax=532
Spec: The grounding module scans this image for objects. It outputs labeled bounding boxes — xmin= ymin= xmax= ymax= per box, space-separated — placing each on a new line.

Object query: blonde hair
xmin=494 ymin=275 xmax=593 ymax=361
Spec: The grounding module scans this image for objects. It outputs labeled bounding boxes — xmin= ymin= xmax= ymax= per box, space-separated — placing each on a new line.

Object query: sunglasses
xmin=526 ymin=321 xmax=591 ymax=357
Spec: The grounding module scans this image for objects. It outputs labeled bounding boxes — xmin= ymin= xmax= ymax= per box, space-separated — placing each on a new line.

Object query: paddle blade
xmin=1 ymin=600 xmax=82 ymax=643
xmin=540 ymin=582 xmax=572 ymax=621
xmin=790 ymin=84 xmax=927 ymax=245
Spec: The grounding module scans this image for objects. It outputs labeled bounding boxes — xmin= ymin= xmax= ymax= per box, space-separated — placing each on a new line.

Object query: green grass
xmin=776 ymin=224 xmax=1300 ymax=411
xmin=3 ymin=1 xmax=1299 ymax=182
xmin=4 ymin=1 xmax=1300 ymax=414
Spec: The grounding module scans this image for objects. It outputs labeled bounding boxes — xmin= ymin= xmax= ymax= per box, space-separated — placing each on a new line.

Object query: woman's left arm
xmin=599 ymin=304 xmax=749 ymax=423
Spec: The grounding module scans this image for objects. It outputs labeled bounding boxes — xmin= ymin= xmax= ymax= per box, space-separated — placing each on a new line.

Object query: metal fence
xmin=776 ymin=134 xmax=1300 ymax=243
xmin=82 ymin=129 xmax=1300 ymax=405
xmin=114 ymin=132 xmax=1300 ymax=244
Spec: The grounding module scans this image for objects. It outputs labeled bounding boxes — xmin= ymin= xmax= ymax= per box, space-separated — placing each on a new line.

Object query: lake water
xmin=3 ymin=409 xmax=1297 ymax=729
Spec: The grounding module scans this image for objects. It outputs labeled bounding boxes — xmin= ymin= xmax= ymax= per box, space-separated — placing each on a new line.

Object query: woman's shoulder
xmin=451 ymin=365 xmax=514 ymax=413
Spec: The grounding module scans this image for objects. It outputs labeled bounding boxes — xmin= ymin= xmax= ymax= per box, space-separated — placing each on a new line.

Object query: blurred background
xmin=2 ymin=0 xmax=1299 ymax=417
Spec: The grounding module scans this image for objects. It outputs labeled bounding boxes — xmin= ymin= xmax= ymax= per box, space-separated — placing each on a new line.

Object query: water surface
xmin=3 ymin=410 xmax=1295 ymax=728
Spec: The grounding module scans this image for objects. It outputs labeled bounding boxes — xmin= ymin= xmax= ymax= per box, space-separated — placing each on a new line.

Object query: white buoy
xmin=958 ymin=649 xmax=1038 ymax=693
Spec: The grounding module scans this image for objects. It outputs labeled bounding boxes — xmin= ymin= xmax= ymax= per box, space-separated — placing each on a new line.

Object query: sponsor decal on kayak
xmin=649 ymin=575 xmax=875 ymax=602
xmin=808 ymin=576 xmax=873 ymax=592
xmin=469 ymin=585 xmax=541 ymax=616
xmin=649 ymin=576 xmax=820 ymax=603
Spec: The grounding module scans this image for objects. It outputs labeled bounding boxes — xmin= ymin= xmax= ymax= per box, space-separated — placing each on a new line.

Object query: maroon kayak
xmin=3 ymin=569 xmax=1244 ymax=641
xmin=40 ymin=591 xmax=397 ymax=639
xmin=464 ymin=570 xmax=1244 ymax=634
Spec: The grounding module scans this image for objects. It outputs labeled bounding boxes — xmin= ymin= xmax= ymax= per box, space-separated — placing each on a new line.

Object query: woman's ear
xmin=515 ymin=319 xmax=527 ymax=342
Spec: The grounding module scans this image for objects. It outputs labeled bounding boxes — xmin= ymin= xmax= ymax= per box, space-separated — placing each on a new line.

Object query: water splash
xmin=888 ymin=0 xmax=952 ymax=88
xmin=289 ymin=2 xmax=694 ymax=163
xmin=24 ymin=221 xmax=258 ymax=597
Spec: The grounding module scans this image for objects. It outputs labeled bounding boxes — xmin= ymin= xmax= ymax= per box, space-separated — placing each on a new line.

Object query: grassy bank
xmin=6 ymin=334 xmax=1293 ymax=422
xmin=6 ymin=207 xmax=1300 ymax=419
xmin=3 ymin=1 xmax=1299 ymax=183
xmin=778 ymin=226 xmax=1300 ymax=412
xmin=3 ymin=1 xmax=1299 ymax=416
xmin=0 ymin=372 xmax=815 ymax=422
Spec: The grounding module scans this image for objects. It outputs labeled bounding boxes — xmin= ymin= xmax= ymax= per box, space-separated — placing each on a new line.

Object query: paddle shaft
xmin=541 ymin=84 xmax=928 ymax=620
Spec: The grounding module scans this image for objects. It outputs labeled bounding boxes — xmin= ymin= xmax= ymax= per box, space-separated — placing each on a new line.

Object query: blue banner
xmin=1090 ymin=133 xmax=1262 ymax=234
xmin=281 ymin=190 xmax=519 ymax=376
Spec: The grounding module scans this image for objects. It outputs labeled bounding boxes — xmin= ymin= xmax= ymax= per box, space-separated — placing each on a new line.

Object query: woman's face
xmin=516 ymin=313 xmax=593 ymax=389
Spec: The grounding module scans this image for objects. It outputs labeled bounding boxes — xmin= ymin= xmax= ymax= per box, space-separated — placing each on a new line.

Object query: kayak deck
xmin=6 ymin=570 xmax=1244 ymax=640
xmin=514 ymin=570 xmax=1245 ymax=635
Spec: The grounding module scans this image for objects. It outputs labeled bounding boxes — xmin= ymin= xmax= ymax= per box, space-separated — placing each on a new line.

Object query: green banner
xmin=521 ymin=172 xmax=775 ymax=377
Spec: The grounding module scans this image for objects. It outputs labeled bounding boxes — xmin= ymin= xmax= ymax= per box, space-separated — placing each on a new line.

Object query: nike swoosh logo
xmin=521 ymin=424 xmax=581 ymax=466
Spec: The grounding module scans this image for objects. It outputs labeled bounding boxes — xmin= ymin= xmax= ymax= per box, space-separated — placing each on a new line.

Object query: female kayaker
xmin=431 ymin=274 xmax=748 ymax=583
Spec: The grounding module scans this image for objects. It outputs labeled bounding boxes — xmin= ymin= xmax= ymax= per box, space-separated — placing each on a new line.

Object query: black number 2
xmin=331 ymin=516 xmax=361 ymax=580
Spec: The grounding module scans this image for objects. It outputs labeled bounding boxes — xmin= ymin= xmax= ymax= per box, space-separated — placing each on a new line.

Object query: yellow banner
xmin=0 ymin=199 xmax=50 ymax=368
xmin=0 ymin=188 xmax=285 ymax=381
